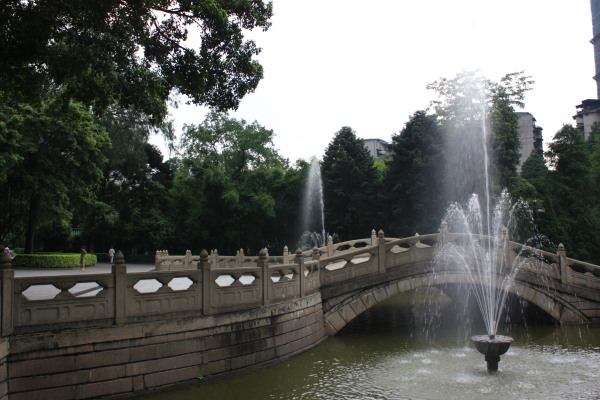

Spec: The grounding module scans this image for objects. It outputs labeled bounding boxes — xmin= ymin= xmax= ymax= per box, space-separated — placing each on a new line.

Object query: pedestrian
xmin=3 ymin=245 xmax=15 ymax=260
xmin=108 ymin=247 xmax=115 ymax=264
xmin=80 ymin=247 xmax=87 ymax=271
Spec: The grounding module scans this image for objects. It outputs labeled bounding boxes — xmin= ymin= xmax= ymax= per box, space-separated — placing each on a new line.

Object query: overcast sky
xmin=157 ymin=1 xmax=596 ymax=163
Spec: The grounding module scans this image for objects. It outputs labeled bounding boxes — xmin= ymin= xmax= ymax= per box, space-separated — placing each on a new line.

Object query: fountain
xmin=298 ymin=157 xmax=326 ymax=250
xmin=433 ymin=76 xmax=525 ymax=371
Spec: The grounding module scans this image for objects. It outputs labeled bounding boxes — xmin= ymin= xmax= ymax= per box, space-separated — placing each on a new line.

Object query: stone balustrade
xmin=2 ymin=231 xmax=599 ymax=338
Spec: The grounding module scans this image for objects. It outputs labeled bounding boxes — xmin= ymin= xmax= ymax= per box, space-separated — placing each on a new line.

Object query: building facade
xmin=362 ymin=138 xmax=389 ymax=159
xmin=517 ymin=112 xmax=544 ymax=170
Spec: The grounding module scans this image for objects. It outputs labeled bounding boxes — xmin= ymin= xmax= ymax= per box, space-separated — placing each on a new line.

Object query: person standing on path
xmin=80 ymin=247 xmax=87 ymax=271
xmin=108 ymin=247 xmax=115 ymax=264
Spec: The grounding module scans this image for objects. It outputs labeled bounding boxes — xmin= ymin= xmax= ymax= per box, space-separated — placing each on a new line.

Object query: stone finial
xmin=0 ymin=252 xmax=12 ymax=270
xmin=115 ymin=250 xmax=125 ymax=265
xmin=327 ymin=235 xmax=333 ymax=245
xmin=311 ymin=246 xmax=320 ymax=260
xmin=557 ymin=243 xmax=566 ymax=255
xmin=283 ymin=245 xmax=288 ymax=254
xmin=295 ymin=248 xmax=303 ymax=257
xmin=378 ymin=229 xmax=385 ymax=239
xmin=200 ymin=249 xmax=209 ymax=261
xmin=259 ymin=248 xmax=268 ymax=260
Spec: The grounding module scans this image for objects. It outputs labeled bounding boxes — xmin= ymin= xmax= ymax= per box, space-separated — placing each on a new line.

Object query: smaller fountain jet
xmin=436 ymin=191 xmax=522 ymax=371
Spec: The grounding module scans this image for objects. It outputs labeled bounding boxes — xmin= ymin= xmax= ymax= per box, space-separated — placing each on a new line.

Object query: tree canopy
xmin=322 ymin=127 xmax=378 ymax=240
xmin=0 ymin=0 xmax=273 ymax=122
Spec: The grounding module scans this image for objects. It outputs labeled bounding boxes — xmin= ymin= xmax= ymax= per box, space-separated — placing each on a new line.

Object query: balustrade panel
xmin=13 ymin=274 xmax=113 ymax=329
xmin=125 ymin=270 xmax=201 ymax=318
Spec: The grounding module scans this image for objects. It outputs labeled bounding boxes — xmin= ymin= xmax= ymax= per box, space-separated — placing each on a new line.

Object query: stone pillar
xmin=112 ymin=251 xmax=127 ymax=325
xmin=0 ymin=253 xmax=13 ymax=337
xmin=378 ymin=229 xmax=386 ymax=274
xmin=258 ymin=248 xmax=269 ymax=305
xmin=558 ymin=244 xmax=569 ymax=284
xmin=371 ymin=229 xmax=377 ymax=246
xmin=185 ymin=250 xmax=192 ymax=269
xmin=199 ymin=249 xmax=211 ymax=315
xmin=236 ymin=249 xmax=244 ymax=266
xmin=210 ymin=249 xmax=218 ymax=268
xmin=282 ymin=246 xmax=290 ymax=265
xmin=502 ymin=227 xmax=513 ymax=272
xmin=295 ymin=249 xmax=305 ymax=297
xmin=327 ymin=235 xmax=334 ymax=257
xmin=311 ymin=247 xmax=320 ymax=261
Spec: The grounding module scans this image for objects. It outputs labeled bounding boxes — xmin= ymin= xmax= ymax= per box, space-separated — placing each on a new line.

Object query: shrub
xmin=11 ymin=253 xmax=97 ymax=269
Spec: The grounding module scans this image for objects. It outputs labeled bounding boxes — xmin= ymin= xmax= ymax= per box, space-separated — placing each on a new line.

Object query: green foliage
xmin=0 ymin=94 xmax=110 ymax=251
xmin=0 ymin=0 xmax=274 ymax=123
xmin=385 ymin=111 xmax=446 ymax=237
xmin=520 ymin=150 xmax=548 ymax=195
xmin=540 ymin=125 xmax=600 ymax=262
xmin=171 ymin=112 xmax=296 ymax=253
xmin=428 ymin=71 xmax=532 ymax=197
xmin=12 ymin=253 xmax=97 ymax=269
xmin=322 ymin=127 xmax=378 ymax=240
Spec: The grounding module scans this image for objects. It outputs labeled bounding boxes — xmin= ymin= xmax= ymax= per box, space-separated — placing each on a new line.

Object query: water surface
xmin=138 ymin=292 xmax=600 ymax=400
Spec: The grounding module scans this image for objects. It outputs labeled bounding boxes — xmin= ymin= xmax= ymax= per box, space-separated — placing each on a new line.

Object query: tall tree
xmin=385 ymin=111 xmax=446 ymax=237
xmin=173 ymin=112 xmax=289 ymax=253
xmin=0 ymin=94 xmax=110 ymax=252
xmin=0 ymin=0 xmax=273 ymax=123
xmin=322 ymin=127 xmax=378 ymax=240
xmin=427 ymin=71 xmax=533 ymax=200
xmin=543 ymin=125 xmax=600 ymax=261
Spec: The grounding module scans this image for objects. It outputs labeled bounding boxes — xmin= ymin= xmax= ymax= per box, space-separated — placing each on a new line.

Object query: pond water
xmin=137 ymin=291 xmax=600 ymax=400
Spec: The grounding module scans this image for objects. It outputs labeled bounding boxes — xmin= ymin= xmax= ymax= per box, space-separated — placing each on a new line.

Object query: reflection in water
xmin=137 ymin=292 xmax=600 ymax=400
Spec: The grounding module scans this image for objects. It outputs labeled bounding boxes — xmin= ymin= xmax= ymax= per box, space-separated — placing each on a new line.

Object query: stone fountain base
xmin=471 ymin=334 xmax=513 ymax=371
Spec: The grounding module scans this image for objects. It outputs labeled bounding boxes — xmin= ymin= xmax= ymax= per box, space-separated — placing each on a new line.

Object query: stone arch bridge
xmin=1 ymin=231 xmax=599 ymax=399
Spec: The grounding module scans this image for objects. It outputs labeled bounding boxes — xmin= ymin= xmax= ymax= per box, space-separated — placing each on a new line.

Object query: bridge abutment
xmin=5 ymin=293 xmax=325 ymax=400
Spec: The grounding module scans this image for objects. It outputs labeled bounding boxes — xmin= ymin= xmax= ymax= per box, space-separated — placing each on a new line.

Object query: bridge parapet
xmin=155 ymin=247 xmax=293 ymax=270
xmin=2 ymin=250 xmax=316 ymax=336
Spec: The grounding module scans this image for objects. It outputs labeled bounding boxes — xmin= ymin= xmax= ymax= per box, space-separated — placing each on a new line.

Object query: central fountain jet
xmin=431 ymin=74 xmax=524 ymax=372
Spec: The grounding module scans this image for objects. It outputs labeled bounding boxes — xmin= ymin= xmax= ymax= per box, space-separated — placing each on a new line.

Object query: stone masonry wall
xmin=5 ymin=293 xmax=325 ymax=400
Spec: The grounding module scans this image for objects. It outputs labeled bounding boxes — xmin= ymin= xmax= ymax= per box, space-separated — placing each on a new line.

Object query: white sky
xmin=156 ymin=1 xmax=597 ymax=163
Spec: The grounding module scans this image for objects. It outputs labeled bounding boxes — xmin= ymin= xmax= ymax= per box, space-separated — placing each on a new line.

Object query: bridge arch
xmin=323 ymin=271 xmax=588 ymax=336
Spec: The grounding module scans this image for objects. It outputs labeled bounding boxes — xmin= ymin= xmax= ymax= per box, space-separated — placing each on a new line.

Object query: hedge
xmin=11 ymin=253 xmax=97 ymax=269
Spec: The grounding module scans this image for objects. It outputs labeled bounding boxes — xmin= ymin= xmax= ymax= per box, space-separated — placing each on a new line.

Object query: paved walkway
xmin=13 ymin=262 xmax=155 ymax=277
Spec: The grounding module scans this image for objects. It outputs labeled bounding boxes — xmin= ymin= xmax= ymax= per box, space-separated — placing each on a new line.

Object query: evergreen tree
xmin=385 ymin=111 xmax=446 ymax=237
xmin=322 ymin=127 xmax=378 ymax=240
xmin=543 ymin=125 xmax=600 ymax=262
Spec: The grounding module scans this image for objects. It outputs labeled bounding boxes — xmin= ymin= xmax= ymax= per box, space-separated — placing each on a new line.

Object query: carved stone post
xmin=557 ymin=244 xmax=569 ymax=284
xmin=258 ymin=248 xmax=269 ymax=305
xmin=327 ymin=235 xmax=334 ymax=257
xmin=295 ymin=249 xmax=305 ymax=297
xmin=282 ymin=246 xmax=289 ymax=265
xmin=0 ymin=253 xmax=13 ymax=337
xmin=199 ymin=249 xmax=211 ymax=315
xmin=211 ymin=249 xmax=218 ymax=268
xmin=236 ymin=249 xmax=244 ymax=266
xmin=502 ymin=227 xmax=513 ymax=272
xmin=378 ymin=229 xmax=386 ymax=274
xmin=112 ymin=251 xmax=127 ymax=325
xmin=184 ymin=250 xmax=192 ymax=269
xmin=371 ymin=229 xmax=377 ymax=246
xmin=311 ymin=247 xmax=320 ymax=261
